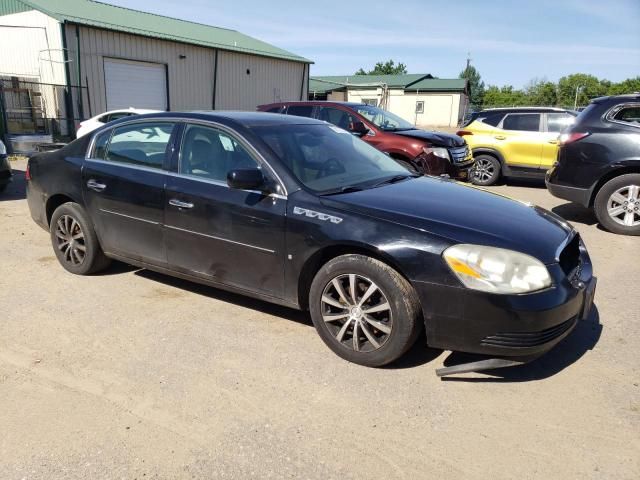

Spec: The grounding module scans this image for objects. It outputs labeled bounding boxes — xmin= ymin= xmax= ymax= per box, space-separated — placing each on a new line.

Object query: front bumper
xmin=415 ymin=239 xmax=594 ymax=359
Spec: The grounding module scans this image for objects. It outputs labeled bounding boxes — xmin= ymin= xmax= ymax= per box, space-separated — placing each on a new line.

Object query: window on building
xmin=105 ymin=122 xmax=175 ymax=168
xmin=362 ymin=99 xmax=377 ymax=106
xmin=501 ymin=113 xmax=541 ymax=132
xmin=415 ymin=101 xmax=424 ymax=114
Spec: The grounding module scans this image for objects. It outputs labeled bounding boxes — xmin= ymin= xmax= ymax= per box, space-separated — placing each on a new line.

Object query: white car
xmin=76 ymin=108 xmax=160 ymax=138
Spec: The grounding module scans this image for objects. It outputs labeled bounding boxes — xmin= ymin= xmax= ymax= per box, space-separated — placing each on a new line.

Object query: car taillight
xmin=25 ymin=163 xmax=31 ymax=181
xmin=559 ymin=132 xmax=589 ymax=145
xmin=456 ymin=130 xmax=473 ymax=136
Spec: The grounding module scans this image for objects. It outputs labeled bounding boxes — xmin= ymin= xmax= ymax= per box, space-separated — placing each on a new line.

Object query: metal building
xmin=0 ymin=0 xmax=311 ymax=141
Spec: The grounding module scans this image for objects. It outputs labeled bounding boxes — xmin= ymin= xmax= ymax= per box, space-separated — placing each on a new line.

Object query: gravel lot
xmin=1 ymin=159 xmax=638 ymax=479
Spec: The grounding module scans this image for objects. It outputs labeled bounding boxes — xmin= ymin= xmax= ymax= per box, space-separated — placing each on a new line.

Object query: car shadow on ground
xmin=440 ymin=307 xmax=602 ymax=382
xmin=133 ymin=268 xmax=313 ymax=328
xmin=0 ymin=166 xmax=26 ymax=201
xmin=501 ymin=177 xmax=546 ymax=188
xmin=552 ymin=202 xmax=598 ymax=226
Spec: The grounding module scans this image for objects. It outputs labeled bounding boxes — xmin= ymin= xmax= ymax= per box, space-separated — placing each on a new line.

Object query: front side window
xmin=317 ymin=107 xmax=356 ymax=131
xmin=105 ymin=122 xmax=175 ymax=168
xmin=180 ymin=124 xmax=259 ymax=182
xmin=502 ymin=113 xmax=541 ymax=132
xmin=286 ymin=105 xmax=314 ymax=118
xmin=547 ymin=113 xmax=575 ymax=133
xmin=611 ymin=105 xmax=640 ymax=125
xmin=349 ymin=105 xmax=414 ymax=131
xmin=254 ymin=124 xmax=409 ymax=193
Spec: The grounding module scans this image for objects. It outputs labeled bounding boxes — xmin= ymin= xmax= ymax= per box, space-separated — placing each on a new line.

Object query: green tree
xmin=608 ymin=77 xmax=640 ymax=95
xmin=459 ymin=65 xmax=485 ymax=109
xmin=557 ymin=73 xmax=609 ymax=108
xmin=524 ymin=78 xmax=557 ymax=106
xmin=355 ymin=60 xmax=408 ymax=75
xmin=483 ymin=85 xmax=527 ymax=107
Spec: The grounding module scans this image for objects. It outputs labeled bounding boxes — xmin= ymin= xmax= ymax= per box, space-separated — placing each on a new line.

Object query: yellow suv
xmin=458 ymin=108 xmax=576 ymax=186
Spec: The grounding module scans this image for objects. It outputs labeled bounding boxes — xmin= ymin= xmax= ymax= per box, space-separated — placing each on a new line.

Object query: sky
xmin=107 ymin=0 xmax=640 ymax=88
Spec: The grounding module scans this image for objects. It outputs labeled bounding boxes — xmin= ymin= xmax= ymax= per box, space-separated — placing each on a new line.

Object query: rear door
xmin=497 ymin=113 xmax=543 ymax=168
xmin=82 ymin=121 xmax=177 ymax=263
xmin=164 ymin=122 xmax=286 ymax=296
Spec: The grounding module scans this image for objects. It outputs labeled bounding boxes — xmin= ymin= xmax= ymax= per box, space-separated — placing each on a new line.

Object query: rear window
xmin=464 ymin=111 xmax=504 ymax=127
xmin=612 ymin=105 xmax=640 ymax=125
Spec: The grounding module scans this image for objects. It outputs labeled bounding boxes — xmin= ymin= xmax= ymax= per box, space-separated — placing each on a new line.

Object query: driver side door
xmin=164 ymin=122 xmax=287 ymax=296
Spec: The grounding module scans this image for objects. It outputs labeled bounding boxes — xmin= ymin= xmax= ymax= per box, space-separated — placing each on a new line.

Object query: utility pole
xmin=574 ymin=85 xmax=583 ymax=110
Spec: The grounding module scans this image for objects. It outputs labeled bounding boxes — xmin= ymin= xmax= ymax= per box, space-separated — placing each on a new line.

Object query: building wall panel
xmin=215 ymin=50 xmax=306 ymax=110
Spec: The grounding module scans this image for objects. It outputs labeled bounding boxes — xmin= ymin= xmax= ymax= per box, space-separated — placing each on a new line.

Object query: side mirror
xmin=349 ymin=121 xmax=369 ymax=136
xmin=227 ymin=168 xmax=266 ymax=191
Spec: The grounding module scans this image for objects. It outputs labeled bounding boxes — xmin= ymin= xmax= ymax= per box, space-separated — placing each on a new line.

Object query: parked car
xmin=0 ymin=139 xmax=12 ymax=193
xmin=26 ymin=112 xmax=596 ymax=374
xmin=546 ymin=94 xmax=640 ymax=235
xmin=76 ymin=108 xmax=160 ymax=137
xmin=257 ymin=101 xmax=474 ymax=181
xmin=458 ymin=107 xmax=577 ymax=186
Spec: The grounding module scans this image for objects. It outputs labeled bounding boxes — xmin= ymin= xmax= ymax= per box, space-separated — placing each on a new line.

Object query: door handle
xmin=86 ymin=179 xmax=106 ymax=192
xmin=169 ymin=199 xmax=194 ymax=209
xmin=493 ymin=135 xmax=506 ymax=140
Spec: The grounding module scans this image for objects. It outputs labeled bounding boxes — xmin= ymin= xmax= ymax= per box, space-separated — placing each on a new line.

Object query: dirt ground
xmin=1 ymin=159 xmax=638 ymax=479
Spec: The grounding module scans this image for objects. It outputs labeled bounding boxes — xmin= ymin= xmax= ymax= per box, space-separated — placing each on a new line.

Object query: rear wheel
xmin=594 ymin=174 xmax=640 ymax=235
xmin=309 ymin=254 xmax=422 ymax=367
xmin=471 ymin=154 xmax=501 ymax=186
xmin=50 ymin=202 xmax=111 ymax=274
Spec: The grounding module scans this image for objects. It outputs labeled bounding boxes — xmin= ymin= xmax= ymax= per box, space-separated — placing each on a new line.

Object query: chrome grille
xmin=449 ymin=145 xmax=470 ymax=164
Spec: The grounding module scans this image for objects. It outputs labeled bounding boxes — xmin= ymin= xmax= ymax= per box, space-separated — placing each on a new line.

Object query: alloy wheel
xmin=472 ymin=158 xmax=496 ymax=183
xmin=320 ymin=274 xmax=393 ymax=353
xmin=607 ymin=184 xmax=640 ymax=227
xmin=54 ymin=214 xmax=87 ymax=265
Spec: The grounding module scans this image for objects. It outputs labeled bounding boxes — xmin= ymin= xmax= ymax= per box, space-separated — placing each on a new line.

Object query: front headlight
xmin=424 ymin=146 xmax=449 ymax=160
xmin=443 ymin=244 xmax=552 ymax=294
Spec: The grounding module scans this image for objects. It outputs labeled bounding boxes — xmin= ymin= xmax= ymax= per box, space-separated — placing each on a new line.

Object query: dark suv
xmin=258 ymin=101 xmax=474 ymax=180
xmin=546 ymin=94 xmax=640 ymax=235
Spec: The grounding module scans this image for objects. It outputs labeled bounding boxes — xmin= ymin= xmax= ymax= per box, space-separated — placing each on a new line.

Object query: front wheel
xmin=50 ymin=202 xmax=111 ymax=274
xmin=594 ymin=174 xmax=640 ymax=235
xmin=471 ymin=154 xmax=501 ymax=186
xmin=309 ymin=254 xmax=422 ymax=367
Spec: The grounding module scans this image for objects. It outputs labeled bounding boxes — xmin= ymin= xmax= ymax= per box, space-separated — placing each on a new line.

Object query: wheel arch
xmin=297 ymin=243 xmax=409 ymax=311
xmin=472 ymin=147 xmax=505 ymax=166
xmin=46 ymin=193 xmax=81 ymax=226
xmin=589 ymin=165 xmax=640 ymax=207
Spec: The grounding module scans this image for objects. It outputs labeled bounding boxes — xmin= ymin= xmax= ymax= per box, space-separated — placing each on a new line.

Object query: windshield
xmin=350 ymin=105 xmax=415 ymax=131
xmin=252 ymin=124 xmax=412 ymax=193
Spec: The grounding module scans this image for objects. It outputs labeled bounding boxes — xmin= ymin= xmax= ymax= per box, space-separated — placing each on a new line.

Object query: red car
xmin=257 ymin=101 xmax=474 ymax=180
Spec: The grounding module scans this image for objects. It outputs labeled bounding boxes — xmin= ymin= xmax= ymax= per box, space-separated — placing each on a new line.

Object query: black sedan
xmin=0 ymin=139 xmax=12 ymax=193
xmin=26 ymin=112 xmax=596 ymax=374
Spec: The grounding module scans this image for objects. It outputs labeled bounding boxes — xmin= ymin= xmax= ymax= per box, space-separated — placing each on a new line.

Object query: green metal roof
xmin=405 ymin=78 xmax=467 ymax=91
xmin=9 ymin=0 xmax=311 ymax=63
xmin=0 ymin=0 xmax=31 ymax=15
xmin=311 ymin=74 xmax=433 ymax=88
xmin=310 ymin=74 xmax=466 ymax=93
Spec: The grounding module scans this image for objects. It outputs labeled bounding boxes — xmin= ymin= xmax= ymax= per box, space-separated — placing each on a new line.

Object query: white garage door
xmin=104 ymin=59 xmax=167 ymax=111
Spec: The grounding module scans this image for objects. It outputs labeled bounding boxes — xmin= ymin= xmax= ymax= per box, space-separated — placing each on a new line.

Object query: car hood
xmin=393 ymin=129 xmax=465 ymax=147
xmin=321 ymin=177 xmax=573 ymax=264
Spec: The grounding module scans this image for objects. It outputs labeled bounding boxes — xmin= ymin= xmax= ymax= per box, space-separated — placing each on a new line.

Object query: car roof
xmin=134 ymin=110 xmax=326 ymax=127
xmin=478 ymin=107 xmax=572 ymax=113
xmin=260 ymin=101 xmax=366 ymax=108
xmin=592 ymin=93 xmax=640 ymax=104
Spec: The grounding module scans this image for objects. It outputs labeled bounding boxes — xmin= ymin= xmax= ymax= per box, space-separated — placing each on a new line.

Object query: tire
xmin=594 ymin=174 xmax=640 ymax=236
xmin=471 ymin=154 xmax=501 ymax=186
xmin=309 ymin=254 xmax=422 ymax=367
xmin=49 ymin=202 xmax=111 ymax=274
xmin=394 ymin=158 xmax=420 ymax=174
